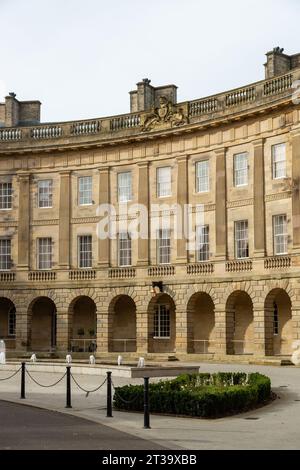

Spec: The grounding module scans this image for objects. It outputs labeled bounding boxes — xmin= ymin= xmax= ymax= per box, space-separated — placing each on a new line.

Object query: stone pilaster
xmin=58 ymin=171 xmax=71 ymax=268
xmin=98 ymin=167 xmax=110 ymax=267
xmin=214 ymin=307 xmax=227 ymax=355
xmin=215 ymin=148 xmax=227 ymax=259
xmin=292 ymin=306 xmax=300 ymax=340
xmin=136 ymin=310 xmax=149 ymax=354
xmin=291 ymin=130 xmax=300 ymax=250
xmin=176 ymin=156 xmax=188 ymax=264
xmin=253 ymin=139 xmax=266 ymax=257
xmin=175 ymin=307 xmax=188 ymax=353
xmin=56 ymin=309 xmax=71 ymax=352
xmin=96 ymin=307 xmax=109 ymax=353
xmin=17 ymin=173 xmax=30 ymax=269
xmin=253 ymin=307 xmax=266 ymax=356
xmin=137 ymin=162 xmax=149 ymax=266
xmin=15 ymin=305 xmax=29 ymax=352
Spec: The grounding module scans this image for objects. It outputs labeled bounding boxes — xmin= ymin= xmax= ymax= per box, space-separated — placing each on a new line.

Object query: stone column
xmin=253 ymin=307 xmax=266 ymax=356
xmin=96 ymin=306 xmax=109 ymax=354
xmin=215 ymin=148 xmax=227 ymax=259
xmin=176 ymin=156 xmax=188 ymax=264
xmin=292 ymin=306 xmax=300 ymax=341
xmin=214 ymin=307 xmax=227 ymax=356
xmin=98 ymin=167 xmax=110 ymax=267
xmin=15 ymin=304 xmax=29 ymax=352
xmin=17 ymin=173 xmax=30 ymax=269
xmin=56 ymin=309 xmax=71 ymax=352
xmin=175 ymin=307 xmax=188 ymax=354
xmin=253 ymin=139 xmax=266 ymax=257
xmin=58 ymin=171 xmax=71 ymax=269
xmin=136 ymin=309 xmax=149 ymax=354
xmin=291 ymin=130 xmax=300 ymax=250
xmin=137 ymin=162 xmax=149 ymax=266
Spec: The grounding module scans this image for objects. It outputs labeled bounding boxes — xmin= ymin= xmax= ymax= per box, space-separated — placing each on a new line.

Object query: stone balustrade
xmin=108 ymin=267 xmax=136 ymax=279
xmin=70 ymin=120 xmax=101 ymax=135
xmin=148 ymin=265 xmax=175 ymax=277
xmin=110 ymin=114 xmax=141 ymax=131
xmin=187 ymin=263 xmax=214 ymax=275
xmin=226 ymin=260 xmax=253 ymax=272
xmin=263 ymin=73 xmax=293 ymax=96
xmin=189 ymin=98 xmax=218 ymax=116
xmin=31 ymin=126 xmax=63 ymax=139
xmin=0 ymin=272 xmax=16 ymax=282
xmin=0 ymin=128 xmax=22 ymax=141
xmin=28 ymin=271 xmax=57 ymax=281
xmin=225 ymin=86 xmax=256 ymax=106
xmin=264 ymin=256 xmax=291 ymax=269
xmin=69 ymin=269 xmax=97 ymax=280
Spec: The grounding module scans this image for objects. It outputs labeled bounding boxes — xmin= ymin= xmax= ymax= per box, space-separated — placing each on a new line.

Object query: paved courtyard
xmin=0 ymin=362 xmax=299 ymax=450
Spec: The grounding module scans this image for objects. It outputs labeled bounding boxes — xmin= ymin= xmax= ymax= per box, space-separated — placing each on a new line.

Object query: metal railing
xmin=190 ymin=339 xmax=216 ymax=354
xmin=110 ymin=339 xmax=137 ymax=353
xmin=230 ymin=340 xmax=255 ymax=355
xmin=70 ymin=339 xmax=97 ymax=353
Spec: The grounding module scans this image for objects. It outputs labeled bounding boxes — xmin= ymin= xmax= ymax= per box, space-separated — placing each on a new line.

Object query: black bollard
xmin=20 ymin=362 xmax=26 ymax=399
xmin=143 ymin=377 xmax=151 ymax=429
xmin=66 ymin=365 xmax=72 ymax=409
xmin=106 ymin=371 xmax=113 ymax=418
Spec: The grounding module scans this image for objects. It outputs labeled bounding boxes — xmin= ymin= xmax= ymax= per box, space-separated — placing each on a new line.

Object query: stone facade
xmin=0 ymin=48 xmax=300 ymax=359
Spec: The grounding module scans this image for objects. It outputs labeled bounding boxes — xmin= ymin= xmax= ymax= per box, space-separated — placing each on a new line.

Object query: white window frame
xmin=157 ymin=167 xmax=172 ymax=198
xmin=196 ymin=225 xmax=210 ymax=262
xmin=118 ymin=232 xmax=132 ymax=267
xmin=196 ymin=160 xmax=210 ymax=193
xmin=0 ymin=182 xmax=13 ymax=210
xmin=273 ymin=214 xmax=288 ymax=256
xmin=0 ymin=239 xmax=12 ymax=271
xmin=8 ymin=307 xmax=16 ymax=337
xmin=272 ymin=143 xmax=286 ymax=180
xmin=235 ymin=220 xmax=249 ymax=260
xmin=118 ymin=172 xmax=132 ymax=203
xmin=154 ymin=304 xmax=171 ymax=339
xmin=38 ymin=179 xmax=53 ymax=208
xmin=234 ymin=153 xmax=248 ymax=187
xmin=78 ymin=176 xmax=93 ymax=206
xmin=37 ymin=238 xmax=52 ymax=270
xmin=157 ymin=229 xmax=171 ymax=265
xmin=78 ymin=235 xmax=92 ymax=269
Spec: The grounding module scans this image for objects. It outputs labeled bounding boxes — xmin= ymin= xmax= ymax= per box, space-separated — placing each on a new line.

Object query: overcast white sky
xmin=0 ymin=0 xmax=299 ymax=122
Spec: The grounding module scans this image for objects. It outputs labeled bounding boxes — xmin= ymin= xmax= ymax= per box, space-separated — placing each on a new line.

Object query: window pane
xmin=79 ymin=235 xmax=92 ymax=268
xmin=154 ymin=304 xmax=170 ymax=338
xmin=234 ymin=153 xmax=248 ymax=187
xmin=0 ymin=239 xmax=11 ymax=270
xmin=196 ymin=225 xmax=209 ymax=261
xmin=119 ymin=232 xmax=132 ymax=266
xmin=38 ymin=238 xmax=52 ymax=270
xmin=158 ymin=229 xmax=171 ymax=264
xmin=273 ymin=214 xmax=288 ymax=255
xmin=235 ymin=220 xmax=249 ymax=259
xmin=272 ymin=144 xmax=286 ymax=179
xmin=0 ymin=182 xmax=12 ymax=209
xmin=78 ymin=176 xmax=92 ymax=205
xmin=38 ymin=180 xmax=53 ymax=208
xmin=118 ymin=172 xmax=132 ymax=202
xmin=8 ymin=307 xmax=16 ymax=336
xmin=157 ymin=167 xmax=171 ymax=197
xmin=196 ymin=161 xmax=209 ymax=193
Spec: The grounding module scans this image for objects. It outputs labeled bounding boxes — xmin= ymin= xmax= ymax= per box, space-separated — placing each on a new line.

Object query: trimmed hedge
xmin=113 ymin=372 xmax=271 ymax=418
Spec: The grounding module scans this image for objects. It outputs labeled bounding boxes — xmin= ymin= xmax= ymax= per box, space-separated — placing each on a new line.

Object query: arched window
xmin=8 ymin=307 xmax=16 ymax=336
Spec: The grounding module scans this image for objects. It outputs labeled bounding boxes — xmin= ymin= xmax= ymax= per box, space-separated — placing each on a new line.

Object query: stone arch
xmin=68 ymin=295 xmax=97 ymax=354
xmin=106 ymin=287 xmax=141 ymax=309
xmin=186 ymin=291 xmax=215 ymax=354
xmin=264 ymin=288 xmax=292 ymax=356
xmin=147 ymin=293 xmax=176 ymax=354
xmin=27 ymin=296 xmax=57 ymax=352
xmin=108 ymin=294 xmax=137 ymax=353
xmin=225 ymin=290 xmax=254 ymax=355
xmin=0 ymin=297 xmax=16 ymax=350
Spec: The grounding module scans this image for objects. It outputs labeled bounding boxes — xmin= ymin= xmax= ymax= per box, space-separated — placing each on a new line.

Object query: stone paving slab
xmin=0 ymin=362 xmax=299 ymax=450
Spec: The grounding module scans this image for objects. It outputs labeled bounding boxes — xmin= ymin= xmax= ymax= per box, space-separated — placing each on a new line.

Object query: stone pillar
xmin=58 ymin=171 xmax=71 ymax=269
xmin=136 ymin=309 xmax=149 ymax=354
xmin=215 ymin=148 xmax=227 ymax=259
xmin=253 ymin=307 xmax=266 ymax=356
xmin=98 ymin=167 xmax=110 ymax=267
xmin=15 ymin=304 xmax=29 ymax=352
xmin=96 ymin=306 xmax=109 ymax=354
xmin=291 ymin=130 xmax=300 ymax=250
xmin=253 ymin=139 xmax=266 ymax=257
xmin=175 ymin=307 xmax=188 ymax=354
xmin=292 ymin=306 xmax=300 ymax=341
xmin=17 ymin=173 xmax=30 ymax=269
xmin=214 ymin=307 xmax=227 ymax=356
xmin=137 ymin=162 xmax=149 ymax=266
xmin=176 ymin=156 xmax=188 ymax=264
xmin=56 ymin=309 xmax=71 ymax=352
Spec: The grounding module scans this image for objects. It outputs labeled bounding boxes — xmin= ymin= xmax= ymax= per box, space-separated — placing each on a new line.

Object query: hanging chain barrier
xmin=71 ymin=373 xmax=107 ymax=397
xmin=0 ymin=367 xmax=22 ymax=382
xmin=26 ymin=369 xmax=67 ymax=388
xmin=111 ymin=380 xmax=141 ymax=405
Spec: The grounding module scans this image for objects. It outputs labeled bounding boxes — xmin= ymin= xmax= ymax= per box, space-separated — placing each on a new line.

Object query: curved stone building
xmin=0 ymin=47 xmax=300 ymax=360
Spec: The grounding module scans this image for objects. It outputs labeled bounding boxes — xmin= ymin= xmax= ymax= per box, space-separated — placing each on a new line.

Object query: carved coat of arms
xmin=142 ymin=96 xmax=188 ymax=132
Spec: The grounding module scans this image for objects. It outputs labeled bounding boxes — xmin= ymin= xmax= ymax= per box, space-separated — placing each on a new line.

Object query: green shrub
xmin=113 ymin=372 xmax=271 ymax=418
